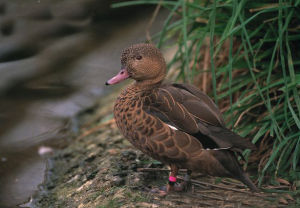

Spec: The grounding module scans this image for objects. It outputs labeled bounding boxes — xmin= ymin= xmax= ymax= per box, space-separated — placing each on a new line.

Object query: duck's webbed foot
xmin=168 ymin=170 xmax=192 ymax=192
xmin=179 ymin=170 xmax=192 ymax=191
xmin=152 ymin=167 xmax=192 ymax=196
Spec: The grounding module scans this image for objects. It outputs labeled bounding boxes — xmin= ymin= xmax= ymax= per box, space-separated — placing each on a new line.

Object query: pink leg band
xmin=169 ymin=176 xmax=177 ymax=182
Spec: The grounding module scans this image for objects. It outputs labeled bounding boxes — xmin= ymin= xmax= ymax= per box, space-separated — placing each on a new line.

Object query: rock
xmin=107 ymin=148 xmax=119 ymax=155
xmin=112 ymin=176 xmax=125 ymax=186
xmin=76 ymin=180 xmax=93 ymax=192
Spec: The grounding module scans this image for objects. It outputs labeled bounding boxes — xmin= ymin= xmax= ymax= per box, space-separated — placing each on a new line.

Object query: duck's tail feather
xmin=237 ymin=172 xmax=259 ymax=192
xmin=213 ymin=150 xmax=259 ymax=192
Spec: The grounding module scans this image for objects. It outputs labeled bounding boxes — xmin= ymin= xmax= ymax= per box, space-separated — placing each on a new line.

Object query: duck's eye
xmin=136 ymin=55 xmax=142 ymax=60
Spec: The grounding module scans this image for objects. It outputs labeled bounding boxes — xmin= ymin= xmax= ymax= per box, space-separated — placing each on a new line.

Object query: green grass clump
xmin=112 ymin=0 xmax=300 ymax=187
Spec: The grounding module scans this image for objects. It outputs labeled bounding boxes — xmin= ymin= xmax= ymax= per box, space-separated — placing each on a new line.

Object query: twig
xmin=202 ymin=43 xmax=210 ymax=93
xmin=137 ymin=168 xmax=170 ymax=172
xmin=137 ymin=168 xmax=187 ymax=173
xmin=221 ymin=179 xmax=246 ymax=188
xmin=177 ymin=176 xmax=267 ymax=198
xmin=249 ymin=3 xmax=279 ymax=13
xmin=263 ymin=185 xmax=290 ymax=190
xmin=146 ymin=0 xmax=162 ymax=43
xmin=234 ymin=96 xmax=278 ymax=127
xmin=181 ymin=194 xmax=215 ymax=207
xmin=194 ymin=193 xmax=238 ymax=203
xmin=78 ymin=119 xmax=115 ymax=140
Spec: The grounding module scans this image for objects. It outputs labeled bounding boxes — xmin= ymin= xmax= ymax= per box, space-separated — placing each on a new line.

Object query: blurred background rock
xmin=0 ymin=0 xmax=166 ymax=207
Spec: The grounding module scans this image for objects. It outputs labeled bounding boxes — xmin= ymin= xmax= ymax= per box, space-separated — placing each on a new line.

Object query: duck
xmin=106 ymin=43 xmax=259 ymax=193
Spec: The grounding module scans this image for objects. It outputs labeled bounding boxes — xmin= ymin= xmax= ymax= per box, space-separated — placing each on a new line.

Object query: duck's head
xmin=105 ymin=43 xmax=166 ymax=87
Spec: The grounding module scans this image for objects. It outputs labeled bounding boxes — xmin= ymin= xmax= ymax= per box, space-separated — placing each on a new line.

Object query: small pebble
xmin=38 ymin=146 xmax=53 ymax=156
xmin=112 ymin=176 xmax=125 ymax=186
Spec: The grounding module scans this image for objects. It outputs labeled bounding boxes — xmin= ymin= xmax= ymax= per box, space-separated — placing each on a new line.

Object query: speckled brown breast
xmin=114 ymin=86 xmax=156 ymax=150
xmin=113 ymin=85 xmax=207 ymax=168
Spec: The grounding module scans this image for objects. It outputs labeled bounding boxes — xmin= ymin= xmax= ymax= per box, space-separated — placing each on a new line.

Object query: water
xmin=0 ymin=1 xmax=167 ymax=206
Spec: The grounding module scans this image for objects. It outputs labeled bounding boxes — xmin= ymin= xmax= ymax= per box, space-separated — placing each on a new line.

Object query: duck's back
xmin=147 ymin=83 xmax=256 ymax=153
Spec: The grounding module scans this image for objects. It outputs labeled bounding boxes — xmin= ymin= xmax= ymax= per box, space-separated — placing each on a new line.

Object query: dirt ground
xmin=32 ymin=89 xmax=299 ymax=208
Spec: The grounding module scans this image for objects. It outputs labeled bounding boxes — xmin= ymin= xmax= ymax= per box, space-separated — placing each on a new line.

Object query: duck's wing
xmin=144 ymin=83 xmax=256 ymax=152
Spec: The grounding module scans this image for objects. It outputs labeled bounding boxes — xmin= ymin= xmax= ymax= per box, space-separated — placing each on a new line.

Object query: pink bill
xmin=106 ymin=69 xmax=130 ymax=85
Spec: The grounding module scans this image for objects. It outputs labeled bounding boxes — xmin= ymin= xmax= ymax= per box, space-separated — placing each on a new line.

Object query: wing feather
xmin=145 ymin=83 xmax=256 ymax=152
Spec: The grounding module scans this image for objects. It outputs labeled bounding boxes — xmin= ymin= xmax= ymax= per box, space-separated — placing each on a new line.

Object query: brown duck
xmin=106 ymin=43 xmax=258 ymax=192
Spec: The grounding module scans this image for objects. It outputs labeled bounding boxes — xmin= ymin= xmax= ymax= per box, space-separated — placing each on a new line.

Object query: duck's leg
xmin=153 ymin=164 xmax=178 ymax=195
xmin=167 ymin=164 xmax=179 ymax=192
xmin=153 ymin=166 xmax=190 ymax=195
xmin=169 ymin=169 xmax=192 ymax=191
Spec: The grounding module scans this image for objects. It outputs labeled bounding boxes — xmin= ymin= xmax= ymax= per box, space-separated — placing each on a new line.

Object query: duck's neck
xmin=133 ymin=81 xmax=161 ymax=91
xmin=133 ymin=75 xmax=164 ymax=91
